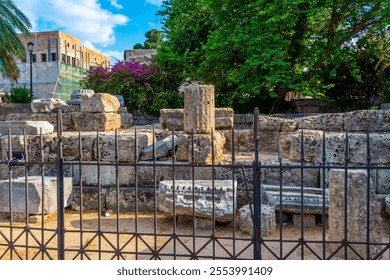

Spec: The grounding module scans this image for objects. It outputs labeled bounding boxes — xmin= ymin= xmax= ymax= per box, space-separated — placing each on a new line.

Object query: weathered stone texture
xmin=328 ymin=169 xmax=382 ymax=259
xmin=176 ymin=132 xmax=225 ymax=164
xmin=0 ymin=121 xmax=54 ymax=135
xmin=238 ymin=204 xmax=276 ymax=237
xmin=140 ymin=135 xmax=178 ymax=161
xmin=80 ymin=93 xmax=120 ymax=113
xmin=158 ymin=180 xmax=237 ymax=222
xmin=72 ymin=112 xmax=121 ymax=131
xmin=184 ymin=84 xmax=215 ymax=134
xmin=31 ymin=98 xmax=68 ymax=113
xmin=0 ymin=176 xmax=73 ymax=214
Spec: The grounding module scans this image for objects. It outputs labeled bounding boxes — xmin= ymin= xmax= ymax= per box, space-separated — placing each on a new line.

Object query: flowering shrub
xmin=80 ymin=61 xmax=183 ymax=115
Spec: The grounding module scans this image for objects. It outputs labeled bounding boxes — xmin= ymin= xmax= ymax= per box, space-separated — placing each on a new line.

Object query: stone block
xmin=31 ymin=98 xmax=68 ymax=113
xmin=118 ymin=107 xmax=132 ymax=128
xmin=292 ymin=214 xmax=316 ymax=227
xmin=160 ymin=109 xmax=184 ymax=129
xmin=328 ymin=169 xmax=383 ymax=259
xmin=140 ymin=135 xmax=178 ymax=160
xmin=80 ymin=92 xmax=120 ymax=113
xmin=0 ymin=121 xmax=54 ymax=135
xmin=71 ymin=112 xmax=121 ymax=131
xmin=263 ymin=185 xmax=329 ymax=215
xmin=186 ymin=133 xmax=225 ymax=164
xmin=344 ymin=110 xmax=390 ymax=132
xmin=238 ymin=204 xmax=276 ymax=237
xmin=71 ymin=164 xmax=135 ymax=186
xmin=158 ymin=180 xmax=237 ymax=222
xmin=184 ymin=84 xmax=215 ymax=134
xmin=0 ymin=176 xmax=73 ymax=214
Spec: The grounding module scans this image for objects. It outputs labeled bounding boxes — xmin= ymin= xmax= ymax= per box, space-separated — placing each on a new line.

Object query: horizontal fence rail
xmin=0 ymin=109 xmax=389 ymax=260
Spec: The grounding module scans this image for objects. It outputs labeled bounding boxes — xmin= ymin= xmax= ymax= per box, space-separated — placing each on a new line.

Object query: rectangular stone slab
xmin=263 ymin=184 xmax=329 ymax=215
xmin=0 ymin=121 xmax=54 ymax=135
xmin=158 ymin=180 xmax=237 ymax=222
xmin=0 ymin=176 xmax=73 ymax=214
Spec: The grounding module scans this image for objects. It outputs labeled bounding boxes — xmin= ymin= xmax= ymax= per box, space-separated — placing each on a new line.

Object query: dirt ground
xmin=0 ymin=211 xmax=389 ymax=260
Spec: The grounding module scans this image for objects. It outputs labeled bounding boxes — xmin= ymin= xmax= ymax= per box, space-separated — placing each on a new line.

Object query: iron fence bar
xmin=171 ymin=129 xmax=177 ymax=260
xmin=152 ymin=127 xmax=158 ymax=259
xmin=96 ymin=129 xmax=102 ymax=260
xmin=344 ymin=130 xmax=350 ymax=260
xmin=191 ymin=129 xmax=196 ymax=259
xmin=134 ymin=128 xmax=139 ymax=260
xmin=366 ymin=130 xmax=371 ymax=259
xmin=115 ymin=129 xmax=120 ymax=260
xmin=7 ymin=128 xmax=14 ymax=259
xmin=23 ymin=128 xmax=29 ymax=259
xmin=300 ymin=128 xmax=304 ymax=260
xmin=321 ymin=130 xmax=327 ymax=260
xmin=78 ymin=130 xmax=85 ymax=260
xmin=56 ymin=110 xmax=65 ymax=260
xmin=253 ymin=107 xmax=262 ymax=260
xmin=211 ymin=129 xmax=216 ymax=259
xmin=231 ymin=125 xmax=236 ymax=259
xmin=277 ymin=130 xmax=283 ymax=260
xmin=40 ymin=127 xmax=46 ymax=260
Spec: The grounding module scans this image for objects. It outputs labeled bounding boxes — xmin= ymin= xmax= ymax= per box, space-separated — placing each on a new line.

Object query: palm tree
xmin=0 ymin=0 xmax=31 ymax=82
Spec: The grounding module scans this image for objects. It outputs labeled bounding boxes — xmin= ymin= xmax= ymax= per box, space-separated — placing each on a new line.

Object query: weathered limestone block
xmin=6 ymin=112 xmax=74 ymax=131
xmin=296 ymin=114 xmax=345 ymax=131
xmin=160 ymin=108 xmax=233 ymax=131
xmin=94 ymin=132 xmax=152 ymax=163
xmin=118 ymin=107 xmax=133 ymax=128
xmin=0 ymin=176 xmax=73 ymax=214
xmin=81 ymin=92 xmax=120 ymax=113
xmin=160 ymin=109 xmax=184 ymax=130
xmin=258 ymin=116 xmax=297 ymax=132
xmin=31 ymin=98 xmax=68 ymax=113
xmin=344 ymin=110 xmax=390 ymax=132
xmin=72 ymin=164 xmax=134 ymax=186
xmin=328 ymin=169 xmax=382 ymax=259
xmin=238 ymin=204 xmax=276 ymax=237
xmin=184 ymin=84 xmax=215 ymax=134
xmin=176 ymin=132 xmax=225 ymax=163
xmin=158 ymin=180 xmax=237 ymax=222
xmin=71 ymin=112 xmax=121 ymax=131
xmin=0 ymin=121 xmax=54 ymax=135
xmin=286 ymin=131 xmax=390 ymax=165
xmin=263 ymin=185 xmax=329 ymax=215
xmin=140 ymin=135 xmax=178 ymax=160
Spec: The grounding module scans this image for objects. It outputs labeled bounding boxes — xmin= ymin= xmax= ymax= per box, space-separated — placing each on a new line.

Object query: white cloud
xmin=13 ymin=0 xmax=129 ymax=47
xmin=145 ymin=0 xmax=163 ymax=6
xmin=110 ymin=0 xmax=123 ymax=10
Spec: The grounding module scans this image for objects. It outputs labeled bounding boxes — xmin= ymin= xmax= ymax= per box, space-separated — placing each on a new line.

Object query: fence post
xmin=56 ymin=110 xmax=65 ymax=260
xmin=253 ymin=108 xmax=262 ymax=260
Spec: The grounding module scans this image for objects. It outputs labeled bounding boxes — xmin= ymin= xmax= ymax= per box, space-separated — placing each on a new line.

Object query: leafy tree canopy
xmin=0 ymin=0 xmax=31 ymax=82
xmin=157 ymin=0 xmax=390 ymax=112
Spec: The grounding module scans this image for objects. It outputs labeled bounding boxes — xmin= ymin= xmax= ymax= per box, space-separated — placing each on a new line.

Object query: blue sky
xmin=13 ymin=0 xmax=164 ymax=61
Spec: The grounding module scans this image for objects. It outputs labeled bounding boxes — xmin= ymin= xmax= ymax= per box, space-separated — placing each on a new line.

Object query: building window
xmin=51 ymin=53 xmax=57 ymax=61
xmin=41 ymin=53 xmax=47 ymax=62
xmin=72 ymin=57 xmax=76 ymax=65
xmin=32 ymin=54 xmax=37 ymax=62
xmin=62 ymin=54 xmax=66 ymax=62
xmin=66 ymin=56 xmax=70 ymax=64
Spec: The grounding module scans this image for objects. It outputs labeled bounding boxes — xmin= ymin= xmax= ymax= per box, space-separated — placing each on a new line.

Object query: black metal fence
xmin=0 ymin=109 xmax=389 ymax=260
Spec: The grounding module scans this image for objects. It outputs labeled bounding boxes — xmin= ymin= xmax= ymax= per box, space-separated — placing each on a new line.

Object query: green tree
xmin=157 ymin=0 xmax=390 ymax=112
xmin=143 ymin=29 xmax=163 ymax=49
xmin=133 ymin=43 xmax=144 ymax=49
xmin=0 ymin=0 xmax=31 ymax=82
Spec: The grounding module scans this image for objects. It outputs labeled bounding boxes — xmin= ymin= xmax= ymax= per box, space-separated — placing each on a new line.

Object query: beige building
xmin=0 ymin=31 xmax=110 ymax=100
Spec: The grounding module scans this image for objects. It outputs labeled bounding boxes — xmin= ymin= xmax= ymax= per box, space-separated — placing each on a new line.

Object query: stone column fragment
xmin=328 ymin=169 xmax=382 ymax=259
xmin=184 ymin=84 xmax=215 ymax=134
